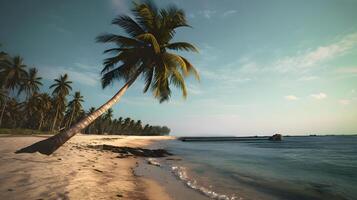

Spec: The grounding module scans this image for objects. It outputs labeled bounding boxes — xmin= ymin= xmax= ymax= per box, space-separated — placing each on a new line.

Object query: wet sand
xmin=135 ymin=158 xmax=210 ymax=200
xmin=0 ymin=135 xmax=176 ymax=200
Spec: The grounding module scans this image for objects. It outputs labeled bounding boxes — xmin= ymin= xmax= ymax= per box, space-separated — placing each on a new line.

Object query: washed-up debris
xmin=87 ymin=144 xmax=172 ymax=158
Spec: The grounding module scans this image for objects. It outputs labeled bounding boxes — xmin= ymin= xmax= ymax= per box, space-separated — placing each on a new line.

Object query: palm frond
xmin=143 ymin=67 xmax=154 ymax=93
xmin=166 ymin=42 xmax=199 ymax=52
xmin=170 ymin=68 xmax=187 ymax=98
xmin=101 ymin=61 xmax=138 ymax=89
xmin=162 ymin=53 xmax=187 ymax=75
xmin=136 ymin=33 xmax=160 ymax=53
xmin=96 ymin=34 xmax=143 ymax=47
xmin=181 ymin=56 xmax=200 ymax=80
xmin=112 ymin=15 xmax=145 ymax=37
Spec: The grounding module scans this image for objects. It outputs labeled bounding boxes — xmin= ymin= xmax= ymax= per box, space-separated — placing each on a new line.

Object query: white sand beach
xmin=0 ymin=135 xmax=174 ymax=200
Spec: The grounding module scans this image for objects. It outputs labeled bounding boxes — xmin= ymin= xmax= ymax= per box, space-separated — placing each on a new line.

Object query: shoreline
xmin=0 ymin=135 xmax=176 ymax=200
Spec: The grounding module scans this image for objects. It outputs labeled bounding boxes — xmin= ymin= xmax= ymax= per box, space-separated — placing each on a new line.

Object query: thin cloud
xmin=199 ymin=10 xmax=217 ymax=19
xmin=339 ymin=99 xmax=350 ymax=105
xmin=201 ymin=32 xmax=357 ymax=84
xmin=47 ymin=23 xmax=71 ymax=35
xmin=222 ymin=10 xmax=237 ymax=17
xmin=110 ymin=0 xmax=131 ymax=15
xmin=187 ymin=84 xmax=204 ymax=95
xmin=285 ymin=95 xmax=299 ymax=101
xmin=310 ymin=92 xmax=327 ymax=100
xmin=298 ymin=76 xmax=319 ymax=81
xmin=336 ymin=67 xmax=357 ymax=74
xmin=40 ymin=65 xmax=100 ymax=86
xmin=274 ymin=32 xmax=357 ymax=73
xmin=194 ymin=9 xmax=237 ymax=19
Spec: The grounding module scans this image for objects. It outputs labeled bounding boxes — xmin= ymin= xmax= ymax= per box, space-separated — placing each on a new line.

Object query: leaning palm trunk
xmin=16 ymin=71 xmax=141 ymax=155
xmin=51 ymin=107 xmax=59 ymax=131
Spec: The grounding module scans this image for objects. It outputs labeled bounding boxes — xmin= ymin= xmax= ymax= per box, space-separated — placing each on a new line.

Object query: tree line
xmin=0 ymin=50 xmax=170 ymax=136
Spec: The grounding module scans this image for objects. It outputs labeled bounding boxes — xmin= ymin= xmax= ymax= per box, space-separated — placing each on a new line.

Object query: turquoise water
xmin=165 ymin=136 xmax=357 ymax=200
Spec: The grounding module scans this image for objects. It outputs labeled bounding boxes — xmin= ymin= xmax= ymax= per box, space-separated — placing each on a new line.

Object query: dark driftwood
xmin=88 ymin=144 xmax=172 ymax=157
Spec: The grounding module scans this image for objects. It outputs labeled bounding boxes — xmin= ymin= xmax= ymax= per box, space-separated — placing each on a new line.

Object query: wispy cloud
xmin=47 ymin=23 xmax=71 ymax=35
xmin=339 ymin=99 xmax=351 ymax=105
xmin=274 ymin=33 xmax=357 ymax=73
xmin=200 ymin=32 xmax=357 ymax=86
xmin=191 ymin=9 xmax=237 ymax=19
xmin=336 ymin=66 xmax=357 ymax=74
xmin=310 ymin=92 xmax=327 ymax=100
xmin=222 ymin=10 xmax=237 ymax=17
xmin=187 ymin=84 xmax=204 ymax=95
xmin=199 ymin=10 xmax=217 ymax=19
xmin=39 ymin=63 xmax=100 ymax=86
xmin=110 ymin=0 xmax=131 ymax=15
xmin=200 ymin=69 xmax=251 ymax=83
xmin=285 ymin=95 xmax=299 ymax=101
xmin=298 ymin=76 xmax=319 ymax=81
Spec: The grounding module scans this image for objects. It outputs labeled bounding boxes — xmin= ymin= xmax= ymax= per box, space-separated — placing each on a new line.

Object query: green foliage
xmin=0 ymin=128 xmax=57 ymax=135
xmin=84 ymin=108 xmax=170 ymax=136
xmin=0 ymin=50 xmax=171 ymax=136
xmin=97 ymin=0 xmax=199 ymax=103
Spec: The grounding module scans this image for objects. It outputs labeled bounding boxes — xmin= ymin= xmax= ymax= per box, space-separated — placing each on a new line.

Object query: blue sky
xmin=1 ymin=0 xmax=357 ymax=136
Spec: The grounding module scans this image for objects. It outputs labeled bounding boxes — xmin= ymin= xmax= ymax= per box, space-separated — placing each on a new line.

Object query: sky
xmin=1 ymin=0 xmax=357 ymax=136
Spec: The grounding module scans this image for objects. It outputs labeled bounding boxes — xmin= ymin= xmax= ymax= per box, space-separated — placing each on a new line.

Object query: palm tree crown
xmin=97 ymin=0 xmax=199 ymax=102
xmin=50 ymin=74 xmax=72 ymax=97
xmin=0 ymin=56 xmax=28 ymax=91
xmin=19 ymin=68 xmax=43 ymax=98
xmin=68 ymin=92 xmax=84 ymax=111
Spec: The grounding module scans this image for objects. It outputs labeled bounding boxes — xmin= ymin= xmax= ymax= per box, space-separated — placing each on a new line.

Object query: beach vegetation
xmin=16 ymin=0 xmax=197 ymax=155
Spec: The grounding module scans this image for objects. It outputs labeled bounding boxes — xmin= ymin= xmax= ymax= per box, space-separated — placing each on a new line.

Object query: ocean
xmin=162 ymin=136 xmax=357 ymax=200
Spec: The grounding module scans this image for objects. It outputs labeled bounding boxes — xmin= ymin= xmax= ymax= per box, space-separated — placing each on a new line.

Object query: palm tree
xmin=49 ymin=74 xmax=72 ymax=131
xmin=66 ymin=91 xmax=84 ymax=128
xmin=16 ymin=1 xmax=199 ymax=155
xmin=103 ymin=108 xmax=114 ymax=133
xmin=122 ymin=117 xmax=131 ymax=134
xmin=18 ymin=68 xmax=43 ymax=99
xmin=3 ymin=98 xmax=22 ymax=128
xmin=37 ymin=93 xmax=52 ymax=130
xmin=0 ymin=56 xmax=28 ymax=127
xmin=23 ymin=92 xmax=41 ymax=128
xmin=103 ymin=108 xmax=113 ymax=121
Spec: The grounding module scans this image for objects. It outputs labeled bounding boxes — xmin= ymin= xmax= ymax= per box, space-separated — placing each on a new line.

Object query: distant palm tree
xmin=0 ymin=52 xmax=8 ymax=63
xmin=66 ymin=91 xmax=84 ymax=128
xmin=123 ymin=117 xmax=131 ymax=131
xmin=135 ymin=120 xmax=143 ymax=134
xmin=0 ymin=56 xmax=28 ymax=127
xmin=17 ymin=1 xmax=199 ymax=155
xmin=3 ymin=98 xmax=22 ymax=128
xmin=23 ymin=92 xmax=41 ymax=127
xmin=103 ymin=108 xmax=113 ymax=121
xmin=0 ymin=43 xmax=9 ymax=62
xmin=103 ymin=108 xmax=113 ymax=133
xmin=49 ymin=74 xmax=72 ymax=131
xmin=37 ymin=93 xmax=52 ymax=130
xmin=19 ymin=68 xmax=42 ymax=99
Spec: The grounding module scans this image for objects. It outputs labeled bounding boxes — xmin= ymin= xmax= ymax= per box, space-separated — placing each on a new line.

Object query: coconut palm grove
xmin=0 ymin=1 xmax=195 ymax=149
xmin=0 ymin=57 xmax=171 ymax=136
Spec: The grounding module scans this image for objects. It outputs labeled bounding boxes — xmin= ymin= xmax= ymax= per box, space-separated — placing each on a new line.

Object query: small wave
xmin=171 ymin=165 xmax=239 ymax=200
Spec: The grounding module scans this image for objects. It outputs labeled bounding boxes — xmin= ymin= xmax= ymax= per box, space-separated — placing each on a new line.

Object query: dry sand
xmin=0 ymin=135 xmax=174 ymax=200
